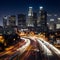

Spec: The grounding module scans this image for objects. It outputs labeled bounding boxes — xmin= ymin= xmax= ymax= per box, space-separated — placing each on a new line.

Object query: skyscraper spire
xmin=28 ymin=7 xmax=33 ymax=16
xmin=27 ymin=7 xmax=34 ymax=27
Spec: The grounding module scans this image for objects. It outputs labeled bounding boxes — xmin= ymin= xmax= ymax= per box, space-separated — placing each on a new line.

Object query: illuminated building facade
xmin=48 ymin=19 xmax=56 ymax=31
xmin=8 ymin=15 xmax=16 ymax=27
xmin=3 ymin=16 xmax=8 ymax=28
xmin=33 ymin=12 xmax=37 ymax=27
xmin=38 ymin=6 xmax=47 ymax=32
xmin=0 ymin=26 xmax=3 ymax=35
xmin=18 ymin=14 xmax=26 ymax=28
xmin=27 ymin=7 xmax=34 ymax=27
xmin=56 ymin=18 xmax=60 ymax=30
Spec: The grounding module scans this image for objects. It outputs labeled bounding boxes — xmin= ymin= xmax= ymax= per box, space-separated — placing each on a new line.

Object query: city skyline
xmin=0 ymin=0 xmax=60 ymax=25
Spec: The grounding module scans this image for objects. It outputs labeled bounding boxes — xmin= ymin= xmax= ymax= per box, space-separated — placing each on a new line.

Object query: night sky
xmin=0 ymin=0 xmax=60 ymax=26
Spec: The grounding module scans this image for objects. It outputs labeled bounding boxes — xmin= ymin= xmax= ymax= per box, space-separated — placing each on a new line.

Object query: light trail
xmin=37 ymin=39 xmax=53 ymax=56
xmin=38 ymin=38 xmax=60 ymax=56
xmin=17 ymin=38 xmax=30 ymax=55
xmin=20 ymin=45 xmax=32 ymax=60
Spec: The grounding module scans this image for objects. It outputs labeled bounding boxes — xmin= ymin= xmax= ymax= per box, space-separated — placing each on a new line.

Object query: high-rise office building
xmin=48 ymin=19 xmax=56 ymax=31
xmin=38 ymin=6 xmax=47 ymax=32
xmin=57 ymin=18 xmax=60 ymax=23
xmin=48 ymin=23 xmax=56 ymax=31
xmin=18 ymin=14 xmax=26 ymax=28
xmin=27 ymin=7 xmax=34 ymax=27
xmin=47 ymin=14 xmax=57 ymax=23
xmin=33 ymin=12 xmax=37 ymax=27
xmin=0 ymin=26 xmax=3 ymax=35
xmin=3 ymin=16 xmax=8 ymax=28
xmin=56 ymin=23 xmax=60 ymax=30
xmin=8 ymin=15 xmax=16 ymax=26
xmin=38 ymin=6 xmax=47 ymax=26
xmin=55 ymin=18 xmax=60 ymax=31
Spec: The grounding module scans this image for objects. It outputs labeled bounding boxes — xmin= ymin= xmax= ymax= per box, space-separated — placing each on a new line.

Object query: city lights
xmin=0 ymin=0 xmax=60 ymax=60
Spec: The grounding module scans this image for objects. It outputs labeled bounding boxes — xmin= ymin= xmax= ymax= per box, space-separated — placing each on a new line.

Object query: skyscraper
xmin=57 ymin=18 xmax=60 ymax=23
xmin=38 ymin=6 xmax=47 ymax=26
xmin=49 ymin=19 xmax=56 ymax=31
xmin=27 ymin=7 xmax=34 ymax=27
xmin=8 ymin=15 xmax=16 ymax=27
xmin=18 ymin=14 xmax=26 ymax=28
xmin=3 ymin=16 xmax=8 ymax=28
xmin=38 ymin=6 xmax=47 ymax=32
xmin=33 ymin=12 xmax=37 ymax=27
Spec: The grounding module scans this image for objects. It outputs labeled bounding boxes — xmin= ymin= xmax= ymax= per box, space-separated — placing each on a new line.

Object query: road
xmin=0 ymin=36 xmax=60 ymax=60
xmin=37 ymin=38 xmax=60 ymax=60
xmin=0 ymin=38 xmax=30 ymax=60
xmin=20 ymin=36 xmax=60 ymax=60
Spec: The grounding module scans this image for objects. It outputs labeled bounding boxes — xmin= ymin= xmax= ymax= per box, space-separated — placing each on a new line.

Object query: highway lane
xmin=37 ymin=39 xmax=54 ymax=60
xmin=37 ymin=38 xmax=60 ymax=60
xmin=0 ymin=38 xmax=30 ymax=60
xmin=40 ymin=38 xmax=60 ymax=54
xmin=17 ymin=38 xmax=31 ymax=55
xmin=20 ymin=37 xmax=54 ymax=60
xmin=19 ymin=37 xmax=56 ymax=60
xmin=22 ymin=37 xmax=60 ymax=60
xmin=9 ymin=37 xmax=60 ymax=60
xmin=0 ymin=36 xmax=60 ymax=60
xmin=20 ymin=37 xmax=42 ymax=60
xmin=37 ymin=39 xmax=52 ymax=55
xmin=8 ymin=38 xmax=31 ymax=60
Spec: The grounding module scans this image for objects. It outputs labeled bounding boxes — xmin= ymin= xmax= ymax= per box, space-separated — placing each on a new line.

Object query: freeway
xmin=37 ymin=38 xmax=60 ymax=60
xmin=0 ymin=38 xmax=30 ymax=60
xmin=17 ymin=38 xmax=30 ymax=55
xmin=20 ymin=36 xmax=60 ymax=60
xmin=0 ymin=36 xmax=60 ymax=60
xmin=39 ymin=38 xmax=60 ymax=56
xmin=37 ymin=39 xmax=57 ymax=60
xmin=20 ymin=37 xmax=41 ymax=60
